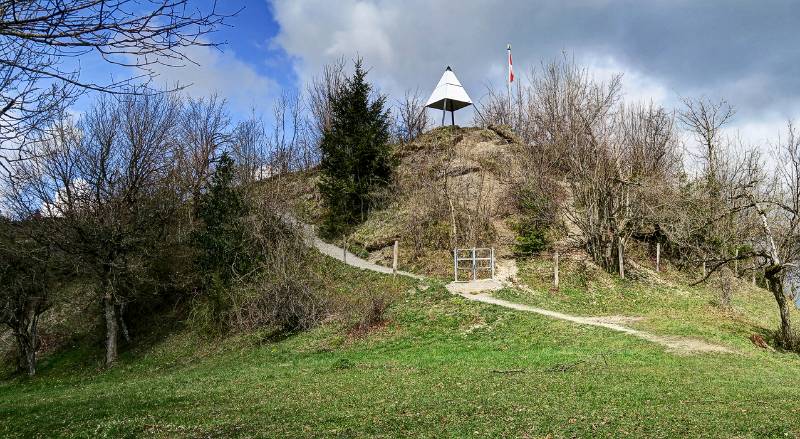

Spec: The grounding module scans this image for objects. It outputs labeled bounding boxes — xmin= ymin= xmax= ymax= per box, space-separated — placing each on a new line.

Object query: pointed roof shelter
xmin=425 ymin=66 xmax=472 ymax=125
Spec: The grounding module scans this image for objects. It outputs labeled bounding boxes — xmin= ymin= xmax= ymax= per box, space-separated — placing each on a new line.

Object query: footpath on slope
xmin=297 ymin=222 xmax=423 ymax=280
xmin=296 ymin=219 xmax=732 ymax=354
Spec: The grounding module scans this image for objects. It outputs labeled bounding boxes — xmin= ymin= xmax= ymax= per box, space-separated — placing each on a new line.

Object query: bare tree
xmin=0 ymin=0 xmax=232 ymax=171
xmin=673 ymin=123 xmax=800 ymax=347
xmin=231 ymin=113 xmax=267 ymax=182
xmin=679 ymin=97 xmax=735 ymax=189
xmin=4 ymin=92 xmax=184 ymax=366
xmin=482 ymin=56 xmax=682 ymax=276
xmin=0 ymin=219 xmax=61 ymax=376
xmin=395 ymin=88 xmax=429 ymax=143
xmin=177 ymin=94 xmax=230 ymax=199
xmin=517 ymin=57 xmax=675 ymax=275
xmin=267 ymin=91 xmax=305 ymax=174
xmin=746 ymin=124 xmax=800 ymax=346
xmin=306 ymin=57 xmax=346 ymax=146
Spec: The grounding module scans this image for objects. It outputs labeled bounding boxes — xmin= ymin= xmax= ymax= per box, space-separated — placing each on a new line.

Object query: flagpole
xmin=506 ymin=43 xmax=512 ymax=122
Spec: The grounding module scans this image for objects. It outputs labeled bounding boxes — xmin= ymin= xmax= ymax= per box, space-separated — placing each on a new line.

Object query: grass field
xmin=2 ymin=256 xmax=800 ymax=438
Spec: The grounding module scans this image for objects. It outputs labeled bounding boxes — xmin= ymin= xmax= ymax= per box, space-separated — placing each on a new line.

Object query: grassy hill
xmin=3 ymin=126 xmax=800 ymax=437
xmin=3 ymin=249 xmax=800 ymax=437
xmin=279 ymin=125 xmax=524 ymax=278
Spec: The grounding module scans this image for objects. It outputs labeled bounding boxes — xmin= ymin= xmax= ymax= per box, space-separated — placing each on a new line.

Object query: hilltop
xmin=283 ymin=125 xmax=527 ymax=278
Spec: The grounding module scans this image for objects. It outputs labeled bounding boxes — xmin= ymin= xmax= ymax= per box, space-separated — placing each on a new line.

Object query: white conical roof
xmin=425 ymin=66 xmax=472 ymax=111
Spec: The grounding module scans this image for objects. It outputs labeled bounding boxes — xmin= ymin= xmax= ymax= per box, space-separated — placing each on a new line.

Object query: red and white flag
xmin=507 ymin=43 xmax=514 ymax=83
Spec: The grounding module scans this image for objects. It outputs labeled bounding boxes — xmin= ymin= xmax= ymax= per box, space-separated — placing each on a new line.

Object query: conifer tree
xmin=194 ymin=153 xmax=253 ymax=286
xmin=318 ymin=59 xmax=393 ymax=236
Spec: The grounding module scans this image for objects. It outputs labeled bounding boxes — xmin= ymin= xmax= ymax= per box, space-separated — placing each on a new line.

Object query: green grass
xmin=3 ymin=257 xmax=800 ymax=437
xmin=495 ymin=255 xmax=798 ymax=352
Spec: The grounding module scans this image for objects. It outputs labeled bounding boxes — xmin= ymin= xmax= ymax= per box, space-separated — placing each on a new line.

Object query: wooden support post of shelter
xmin=425 ymin=66 xmax=472 ymax=126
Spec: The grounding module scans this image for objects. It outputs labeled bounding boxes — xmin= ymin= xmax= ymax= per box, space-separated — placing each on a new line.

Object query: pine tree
xmin=318 ymin=59 xmax=393 ymax=237
xmin=194 ymin=153 xmax=253 ymax=286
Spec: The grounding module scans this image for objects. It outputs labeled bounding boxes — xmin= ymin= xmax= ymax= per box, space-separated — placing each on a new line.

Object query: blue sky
xmin=199 ymin=0 xmax=296 ymax=93
xmin=73 ymin=0 xmax=800 ymax=143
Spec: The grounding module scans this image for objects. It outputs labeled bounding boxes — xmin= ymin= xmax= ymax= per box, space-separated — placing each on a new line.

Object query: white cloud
xmin=270 ymin=0 xmax=679 ymax=126
xmin=270 ymin=0 xmax=800 ymax=143
xmin=149 ymin=44 xmax=279 ymax=115
xmin=585 ymin=55 xmax=670 ymax=106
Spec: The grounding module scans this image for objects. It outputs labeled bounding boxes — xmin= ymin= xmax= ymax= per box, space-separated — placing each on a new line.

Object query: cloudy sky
xmin=84 ymin=0 xmax=800 ymax=144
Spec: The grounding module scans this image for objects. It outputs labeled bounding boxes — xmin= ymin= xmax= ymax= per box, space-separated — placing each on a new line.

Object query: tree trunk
xmin=118 ymin=303 xmax=131 ymax=343
xmin=14 ymin=333 xmax=36 ymax=376
xmin=104 ymin=290 xmax=118 ymax=366
xmin=753 ymin=200 xmax=793 ymax=346
xmin=765 ymin=268 xmax=793 ymax=346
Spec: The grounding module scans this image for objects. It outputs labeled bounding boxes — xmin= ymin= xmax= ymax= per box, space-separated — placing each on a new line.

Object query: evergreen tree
xmin=194 ymin=153 xmax=253 ymax=287
xmin=318 ymin=59 xmax=393 ymax=236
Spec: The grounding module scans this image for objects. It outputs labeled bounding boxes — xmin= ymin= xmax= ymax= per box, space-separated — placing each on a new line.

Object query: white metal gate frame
xmin=453 ymin=247 xmax=495 ymax=282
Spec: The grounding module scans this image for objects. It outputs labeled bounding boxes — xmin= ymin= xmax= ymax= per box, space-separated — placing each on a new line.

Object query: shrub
xmin=514 ymin=219 xmax=549 ymax=255
xmin=512 ymin=181 xmax=559 ymax=256
xmin=189 ymin=242 xmax=325 ymax=335
xmin=190 ymin=179 xmax=327 ymax=335
xmin=345 ymin=290 xmax=397 ymax=336
xmin=235 ymin=250 xmax=325 ymax=332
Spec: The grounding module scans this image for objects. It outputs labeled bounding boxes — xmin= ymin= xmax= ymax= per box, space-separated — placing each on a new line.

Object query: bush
xmin=345 ymin=290 xmax=397 ymax=336
xmin=235 ymin=251 xmax=325 ymax=332
xmin=512 ymin=181 xmax=559 ymax=256
xmin=189 ymin=185 xmax=327 ymax=335
xmin=187 ymin=278 xmax=229 ymax=337
xmin=514 ymin=220 xmax=549 ymax=255
xmin=189 ymin=244 xmax=325 ymax=335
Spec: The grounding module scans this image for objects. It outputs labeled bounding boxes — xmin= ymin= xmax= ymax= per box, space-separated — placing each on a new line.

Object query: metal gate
xmin=453 ymin=247 xmax=495 ymax=282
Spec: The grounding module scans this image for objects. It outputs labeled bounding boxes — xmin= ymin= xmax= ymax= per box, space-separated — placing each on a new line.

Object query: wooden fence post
xmin=453 ymin=249 xmax=458 ymax=282
xmin=392 ymin=240 xmax=399 ymax=277
xmin=655 ymin=242 xmax=661 ymax=273
xmin=702 ymin=261 xmax=706 ymax=278
xmin=554 ymin=251 xmax=560 ymax=289
xmin=618 ymin=241 xmax=625 ymax=279
xmin=734 ymin=248 xmax=739 ymax=277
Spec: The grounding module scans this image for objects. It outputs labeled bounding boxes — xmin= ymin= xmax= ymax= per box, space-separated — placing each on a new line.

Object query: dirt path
xmin=298 ymin=222 xmax=423 ymax=280
xmin=295 ymin=219 xmax=731 ymax=354
xmin=455 ymin=291 xmax=732 ymax=354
